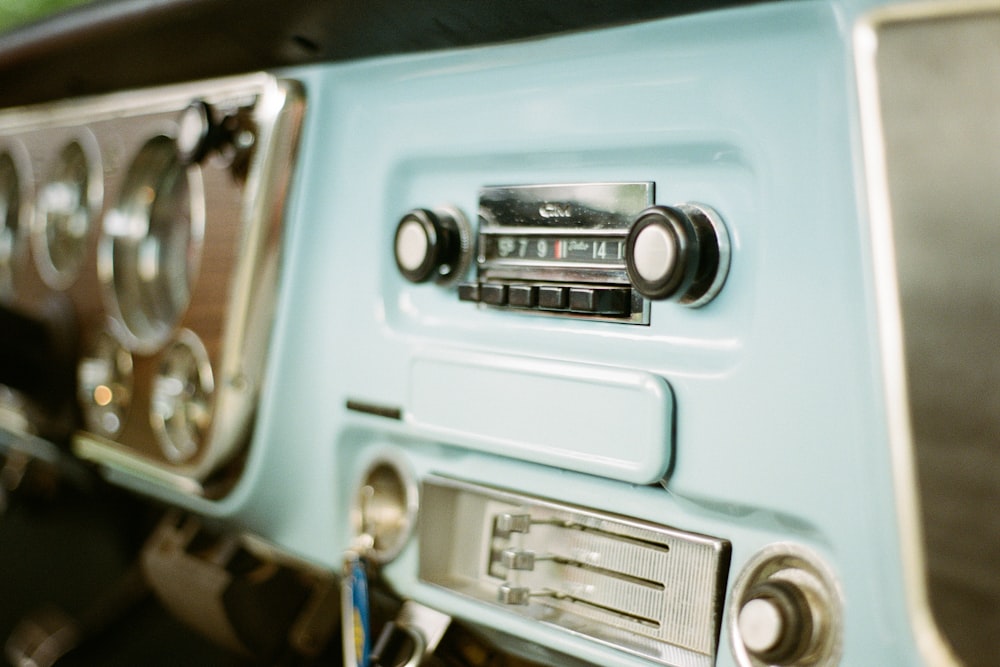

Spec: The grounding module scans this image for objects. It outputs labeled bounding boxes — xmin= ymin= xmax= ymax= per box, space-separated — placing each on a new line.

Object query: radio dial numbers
xmin=491 ymin=235 xmax=625 ymax=263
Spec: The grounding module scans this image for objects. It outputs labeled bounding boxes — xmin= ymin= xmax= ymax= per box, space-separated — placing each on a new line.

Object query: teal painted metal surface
xmin=115 ymin=0 xmax=948 ymax=664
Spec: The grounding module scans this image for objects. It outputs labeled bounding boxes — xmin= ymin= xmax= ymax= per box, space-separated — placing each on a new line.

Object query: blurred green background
xmin=0 ymin=0 xmax=95 ymax=33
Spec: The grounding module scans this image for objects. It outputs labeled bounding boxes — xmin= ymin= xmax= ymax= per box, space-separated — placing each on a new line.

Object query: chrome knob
xmin=624 ymin=203 xmax=730 ymax=306
xmin=393 ymin=207 xmax=470 ymax=284
xmin=737 ymin=581 xmax=813 ymax=664
xmin=176 ymin=101 xmax=216 ymax=164
xmin=730 ymin=544 xmax=842 ymax=667
xmin=176 ymin=100 xmax=255 ymax=170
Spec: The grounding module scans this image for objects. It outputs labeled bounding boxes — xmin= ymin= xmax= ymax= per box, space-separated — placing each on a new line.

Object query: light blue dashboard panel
xmin=408 ymin=350 xmax=674 ymax=484
xmin=95 ymin=0 xmax=960 ymax=665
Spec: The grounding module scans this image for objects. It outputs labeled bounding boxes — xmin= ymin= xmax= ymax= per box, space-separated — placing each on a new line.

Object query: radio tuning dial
xmin=625 ymin=203 xmax=730 ymax=307
xmin=394 ymin=207 xmax=470 ymax=285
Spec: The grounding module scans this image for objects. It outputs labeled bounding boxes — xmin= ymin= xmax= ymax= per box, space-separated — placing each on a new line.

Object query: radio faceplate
xmin=464 ymin=182 xmax=654 ymax=324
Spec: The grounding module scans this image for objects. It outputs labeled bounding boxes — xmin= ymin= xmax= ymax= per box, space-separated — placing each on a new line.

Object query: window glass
xmin=0 ymin=0 xmax=96 ymax=34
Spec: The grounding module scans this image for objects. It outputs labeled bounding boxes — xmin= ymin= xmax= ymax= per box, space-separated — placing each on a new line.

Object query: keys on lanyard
xmin=342 ymin=548 xmax=372 ymax=667
xmin=343 ymin=485 xmax=376 ymax=667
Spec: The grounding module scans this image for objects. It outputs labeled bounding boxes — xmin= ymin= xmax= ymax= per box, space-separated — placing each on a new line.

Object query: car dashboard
xmin=0 ymin=1 xmax=997 ymax=666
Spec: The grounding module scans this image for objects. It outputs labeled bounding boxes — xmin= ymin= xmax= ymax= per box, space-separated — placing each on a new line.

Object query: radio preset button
xmin=457 ymin=282 xmax=481 ymax=302
xmin=538 ymin=286 xmax=569 ymax=309
xmin=569 ymin=287 xmax=629 ymax=315
xmin=507 ymin=284 xmax=538 ymax=308
xmin=480 ymin=283 xmax=508 ymax=306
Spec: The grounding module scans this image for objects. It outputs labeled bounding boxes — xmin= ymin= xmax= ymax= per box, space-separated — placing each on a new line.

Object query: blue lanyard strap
xmin=341 ymin=550 xmax=371 ymax=667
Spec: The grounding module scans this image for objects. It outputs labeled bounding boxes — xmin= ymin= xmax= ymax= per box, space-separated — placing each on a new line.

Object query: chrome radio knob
xmin=624 ymin=203 xmax=730 ymax=306
xmin=393 ymin=207 xmax=470 ymax=285
xmin=737 ymin=581 xmax=814 ymax=664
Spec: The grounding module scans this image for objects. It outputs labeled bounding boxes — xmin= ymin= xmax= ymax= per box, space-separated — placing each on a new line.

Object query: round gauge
xmin=103 ymin=135 xmax=204 ymax=353
xmin=150 ymin=329 xmax=214 ymax=463
xmin=77 ymin=330 xmax=133 ymax=438
xmin=34 ymin=137 xmax=102 ymax=290
xmin=0 ymin=150 xmax=26 ymax=297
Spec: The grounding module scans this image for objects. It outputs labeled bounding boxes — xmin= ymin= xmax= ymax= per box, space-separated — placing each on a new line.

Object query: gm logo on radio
xmin=538 ymin=202 xmax=573 ymax=218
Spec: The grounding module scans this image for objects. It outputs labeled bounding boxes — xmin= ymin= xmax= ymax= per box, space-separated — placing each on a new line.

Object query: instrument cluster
xmin=0 ymin=73 xmax=304 ymax=496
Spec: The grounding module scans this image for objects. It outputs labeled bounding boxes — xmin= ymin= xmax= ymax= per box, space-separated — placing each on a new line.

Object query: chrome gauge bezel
xmin=32 ymin=130 xmax=103 ymax=291
xmin=100 ymin=133 xmax=206 ymax=355
xmin=0 ymin=140 xmax=33 ymax=299
xmin=150 ymin=328 xmax=215 ymax=464
xmin=0 ymin=73 xmax=305 ymax=496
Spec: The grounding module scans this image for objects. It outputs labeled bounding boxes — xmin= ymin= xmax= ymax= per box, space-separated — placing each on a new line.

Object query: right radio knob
xmin=624 ymin=203 xmax=730 ymax=307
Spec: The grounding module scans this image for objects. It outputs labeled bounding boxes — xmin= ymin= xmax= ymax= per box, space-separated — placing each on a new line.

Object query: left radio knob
xmin=393 ymin=207 xmax=469 ymax=284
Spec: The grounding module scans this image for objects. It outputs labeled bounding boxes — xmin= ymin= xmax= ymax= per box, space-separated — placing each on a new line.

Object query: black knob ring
xmin=625 ymin=205 xmax=693 ymax=301
xmin=624 ymin=203 xmax=730 ymax=306
xmin=675 ymin=202 xmax=730 ymax=307
xmin=393 ymin=207 xmax=470 ymax=285
xmin=742 ymin=580 xmax=815 ymax=665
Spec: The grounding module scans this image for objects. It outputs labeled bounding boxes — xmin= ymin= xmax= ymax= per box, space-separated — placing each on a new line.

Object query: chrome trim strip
xmin=0 ymin=74 xmax=273 ymax=131
xmin=203 ymin=76 xmax=306 ymax=481
xmin=83 ymin=75 xmax=305 ymax=486
xmin=73 ymin=431 xmax=204 ymax=496
xmin=854 ymin=4 xmax=974 ymax=665
xmin=480 ymin=227 xmax=631 ymax=237
xmin=0 ymin=137 xmax=33 ymax=299
xmin=419 ymin=475 xmax=729 ymax=667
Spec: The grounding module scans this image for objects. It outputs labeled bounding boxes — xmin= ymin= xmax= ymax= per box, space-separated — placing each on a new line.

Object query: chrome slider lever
xmin=497 ymin=583 xmax=563 ymax=606
xmin=493 ymin=512 xmax=572 ymax=537
xmin=500 ymin=547 xmax=557 ymax=571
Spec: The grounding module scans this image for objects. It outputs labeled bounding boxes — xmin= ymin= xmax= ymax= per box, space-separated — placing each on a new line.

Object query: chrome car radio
xmin=0 ymin=74 xmax=304 ymax=495
xmin=394 ymin=182 xmax=730 ymax=324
